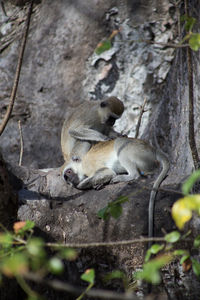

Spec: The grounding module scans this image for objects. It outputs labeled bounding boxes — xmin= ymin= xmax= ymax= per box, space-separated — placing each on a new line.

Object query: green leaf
xmin=180 ymin=15 xmax=187 ymax=22
xmin=1 ymin=253 xmax=28 ymax=277
xmin=59 ymin=248 xmax=77 ymax=260
xmin=81 ymin=269 xmax=95 ymax=284
xmin=165 ymin=231 xmax=181 ymax=243
xmin=22 ymin=220 xmax=35 ymax=231
xmin=181 ymin=15 xmax=196 ymax=32
xmin=173 ymin=249 xmax=188 ymax=256
xmin=191 ymin=258 xmax=200 ymax=277
xmin=104 ymin=270 xmax=128 ymax=289
xmin=145 ymin=249 xmax=152 ymax=263
xmin=0 ymin=233 xmax=13 ymax=249
xmin=180 ymin=255 xmax=190 ymax=265
xmin=109 ymin=203 xmax=122 ymax=219
xmin=95 ymin=39 xmax=112 ymax=55
xmin=150 ymin=244 xmax=165 ymax=254
xmin=189 ymin=33 xmax=200 ymax=51
xmin=26 ymin=238 xmax=45 ymax=258
xmin=48 ymin=257 xmax=64 ymax=275
xmin=194 ymin=235 xmax=200 ymax=248
xmin=97 ymin=206 xmax=109 ymax=220
xmin=134 ymin=254 xmax=172 ymax=284
xmin=182 ymin=170 xmax=200 ymax=195
xmin=145 ymin=244 xmax=164 ymax=262
xmin=104 ymin=270 xmax=125 ymax=281
xmin=14 ymin=220 xmax=35 ymax=236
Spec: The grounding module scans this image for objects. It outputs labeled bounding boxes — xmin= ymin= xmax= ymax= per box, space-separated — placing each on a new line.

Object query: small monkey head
xmin=63 ymin=167 xmax=80 ymax=187
xmin=62 ymin=161 xmax=84 ymax=187
xmin=99 ymin=97 xmax=124 ymax=125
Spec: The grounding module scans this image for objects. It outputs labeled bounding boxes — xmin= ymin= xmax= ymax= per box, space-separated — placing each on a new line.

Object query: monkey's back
xmin=61 ymin=102 xmax=100 ymax=161
xmin=115 ymin=137 xmax=159 ymax=173
xmin=82 ymin=140 xmax=115 ymax=177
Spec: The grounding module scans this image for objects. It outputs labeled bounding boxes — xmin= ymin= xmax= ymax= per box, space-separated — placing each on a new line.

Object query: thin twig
xmin=0 ymin=0 xmax=34 ymax=136
xmin=135 ymin=97 xmax=147 ymax=139
xmin=1 ymin=1 xmax=7 ymax=17
xmin=18 ymin=120 xmax=24 ymax=166
xmin=23 ymin=272 xmax=138 ymax=300
xmin=46 ymin=237 xmax=166 ymax=249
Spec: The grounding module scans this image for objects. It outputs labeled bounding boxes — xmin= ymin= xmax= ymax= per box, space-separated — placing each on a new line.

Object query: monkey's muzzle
xmin=63 ymin=168 xmax=80 ymax=187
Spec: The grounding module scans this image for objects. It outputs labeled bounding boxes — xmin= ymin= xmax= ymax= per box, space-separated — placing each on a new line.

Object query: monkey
xmin=62 ymin=137 xmax=169 ymax=243
xmin=61 ymin=96 xmax=124 ymax=163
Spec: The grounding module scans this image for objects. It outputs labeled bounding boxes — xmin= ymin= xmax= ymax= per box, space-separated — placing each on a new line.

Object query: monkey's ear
xmin=100 ymin=101 xmax=107 ymax=108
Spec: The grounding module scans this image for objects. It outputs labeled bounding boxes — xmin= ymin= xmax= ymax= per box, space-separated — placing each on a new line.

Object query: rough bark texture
xmin=1 ymin=0 xmax=200 ymax=299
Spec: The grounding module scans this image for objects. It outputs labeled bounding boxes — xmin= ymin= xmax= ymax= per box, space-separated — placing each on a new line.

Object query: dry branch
xmin=0 ymin=1 xmax=33 ymax=136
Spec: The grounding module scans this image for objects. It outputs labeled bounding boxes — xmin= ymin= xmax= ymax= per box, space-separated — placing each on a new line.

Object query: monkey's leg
xmin=92 ymin=168 xmax=116 ymax=189
xmin=69 ymin=128 xmax=110 ymax=142
xmin=111 ymin=160 xmax=140 ymax=183
xmin=77 ymin=168 xmax=115 ymax=190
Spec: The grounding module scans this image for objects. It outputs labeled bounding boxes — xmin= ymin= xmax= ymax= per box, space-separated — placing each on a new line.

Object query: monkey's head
xmin=99 ymin=97 xmax=124 ymax=126
xmin=63 ymin=167 xmax=80 ymax=187
xmin=62 ymin=161 xmax=84 ymax=188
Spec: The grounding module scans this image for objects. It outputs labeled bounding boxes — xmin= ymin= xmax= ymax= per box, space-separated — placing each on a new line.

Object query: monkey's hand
xmin=77 ymin=177 xmax=93 ymax=189
xmin=69 ymin=128 xmax=110 ymax=142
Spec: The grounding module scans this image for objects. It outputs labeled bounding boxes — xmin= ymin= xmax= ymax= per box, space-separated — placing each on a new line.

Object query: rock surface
xmin=1 ymin=0 xmax=200 ymax=299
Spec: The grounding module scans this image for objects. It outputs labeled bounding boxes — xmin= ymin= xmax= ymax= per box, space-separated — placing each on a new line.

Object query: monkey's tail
xmin=148 ymin=150 xmax=170 ymax=248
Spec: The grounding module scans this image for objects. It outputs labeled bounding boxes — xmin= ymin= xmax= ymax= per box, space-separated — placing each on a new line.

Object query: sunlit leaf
xmin=182 ymin=170 xmax=200 ymax=195
xmin=194 ymin=235 xmax=200 ymax=248
xmin=81 ymin=269 xmax=95 ymax=284
xmin=48 ymin=257 xmax=64 ymax=275
xmin=0 ymin=233 xmax=13 ymax=248
xmin=104 ymin=270 xmax=126 ymax=281
xmin=180 ymin=255 xmax=190 ymax=265
xmin=173 ymin=249 xmax=188 ymax=256
xmin=95 ymin=39 xmax=112 ymax=55
xmin=145 ymin=244 xmax=164 ymax=262
xmin=26 ymin=238 xmax=45 ymax=258
xmin=134 ymin=254 xmax=172 ymax=284
xmin=189 ymin=33 xmax=200 ymax=51
xmin=191 ymin=258 xmax=200 ymax=277
xmin=59 ymin=248 xmax=77 ymax=261
xmin=1 ymin=253 xmax=28 ymax=277
xmin=172 ymin=199 xmax=192 ymax=229
xmin=172 ymin=195 xmax=200 ymax=229
xmin=165 ymin=231 xmax=181 ymax=243
xmin=13 ymin=220 xmax=35 ymax=235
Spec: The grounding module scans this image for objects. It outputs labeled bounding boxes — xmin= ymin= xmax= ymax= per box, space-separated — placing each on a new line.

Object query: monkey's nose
xmin=63 ymin=172 xmax=68 ymax=181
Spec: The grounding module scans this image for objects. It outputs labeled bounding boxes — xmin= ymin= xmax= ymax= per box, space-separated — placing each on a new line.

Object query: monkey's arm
xmin=69 ymin=128 xmax=110 ymax=142
xmin=107 ymin=128 xmax=128 ymax=139
xmin=77 ymin=168 xmax=116 ymax=189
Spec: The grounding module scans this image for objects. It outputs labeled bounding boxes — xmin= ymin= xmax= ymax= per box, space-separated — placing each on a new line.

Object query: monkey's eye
xmin=66 ymin=168 xmax=73 ymax=174
xmin=100 ymin=101 xmax=107 ymax=108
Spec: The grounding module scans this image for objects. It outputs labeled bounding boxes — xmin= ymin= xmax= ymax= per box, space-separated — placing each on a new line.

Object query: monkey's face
xmin=99 ymin=98 xmax=124 ymax=125
xmin=63 ymin=168 xmax=80 ymax=187
xmin=105 ymin=115 xmax=117 ymax=126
